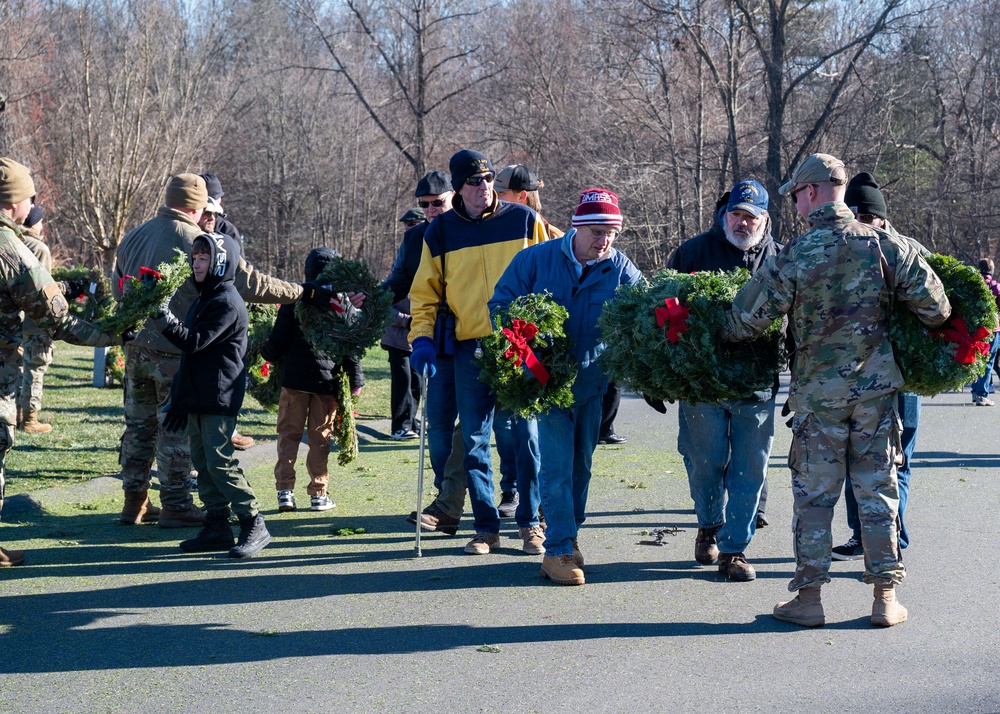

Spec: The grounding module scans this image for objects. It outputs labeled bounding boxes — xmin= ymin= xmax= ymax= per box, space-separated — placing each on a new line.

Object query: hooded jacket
xmin=162 ymin=232 xmax=248 ymax=416
xmin=667 ymin=210 xmax=781 ymax=275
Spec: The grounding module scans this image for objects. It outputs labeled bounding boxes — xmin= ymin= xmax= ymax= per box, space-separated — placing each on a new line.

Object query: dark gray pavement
xmin=2 ymin=379 xmax=999 ymax=713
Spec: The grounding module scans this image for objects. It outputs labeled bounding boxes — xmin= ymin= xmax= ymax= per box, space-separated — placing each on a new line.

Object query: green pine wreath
xmin=244 ymin=303 xmax=281 ymax=410
xmin=480 ymin=292 xmax=577 ymax=418
xmin=891 ymin=253 xmax=998 ymax=395
xmin=598 ymin=268 xmax=785 ymax=403
xmin=98 ymin=250 xmax=191 ymax=334
xmin=104 ymin=345 xmax=126 ymax=386
xmin=51 ymin=265 xmax=115 ymax=323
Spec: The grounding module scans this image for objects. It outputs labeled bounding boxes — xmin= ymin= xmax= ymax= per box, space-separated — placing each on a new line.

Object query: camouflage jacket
xmin=114 ymin=206 xmax=303 ymax=355
xmin=0 ymin=214 xmax=117 ymax=373
xmin=720 ymin=202 xmax=951 ymax=412
xmin=18 ymin=225 xmax=52 ymax=337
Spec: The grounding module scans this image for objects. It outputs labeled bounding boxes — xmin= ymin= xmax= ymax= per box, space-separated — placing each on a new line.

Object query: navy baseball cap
xmin=726 ymin=179 xmax=769 ymax=217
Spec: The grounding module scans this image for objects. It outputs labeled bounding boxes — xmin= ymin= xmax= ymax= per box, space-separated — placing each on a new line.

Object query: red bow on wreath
xmin=502 ymin=319 xmax=550 ymax=386
xmin=139 ymin=266 xmax=163 ymax=281
xmin=260 ymin=361 xmax=270 ymax=378
xmin=655 ymin=297 xmax=690 ymax=344
xmin=931 ymin=317 xmax=992 ymax=364
xmin=118 ymin=274 xmax=134 ymax=293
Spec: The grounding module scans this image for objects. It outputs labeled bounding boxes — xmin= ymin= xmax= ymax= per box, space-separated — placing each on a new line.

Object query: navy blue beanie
xmin=448 ymin=150 xmax=494 ymax=192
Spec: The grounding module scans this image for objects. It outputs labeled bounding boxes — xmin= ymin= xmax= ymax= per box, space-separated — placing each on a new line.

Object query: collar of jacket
xmin=453 ymin=191 xmax=500 ymax=222
xmin=157 ymin=205 xmax=200 ymax=227
xmin=562 ymin=228 xmax=617 ymax=273
xmin=807 ymin=201 xmax=855 ymax=227
xmin=0 ymin=212 xmax=21 ymax=235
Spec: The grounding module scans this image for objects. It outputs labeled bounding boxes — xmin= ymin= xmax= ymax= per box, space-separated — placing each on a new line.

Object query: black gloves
xmin=161 ymin=404 xmax=188 ymax=433
xmin=301 ymin=281 xmax=335 ymax=308
xmin=642 ymin=393 xmax=667 ymax=414
xmin=62 ymin=278 xmax=89 ymax=299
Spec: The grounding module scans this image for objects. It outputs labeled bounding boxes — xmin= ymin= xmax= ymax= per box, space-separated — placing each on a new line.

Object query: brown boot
xmin=406 ymin=503 xmax=459 ymax=535
xmin=718 ymin=551 xmax=756 ymax=581
xmin=541 ymin=554 xmax=585 ymax=585
xmin=773 ymin=586 xmax=825 ymax=627
xmin=19 ymin=410 xmax=52 ymax=434
xmin=231 ymin=432 xmax=255 ymax=450
xmin=119 ymin=490 xmax=160 ymax=524
xmin=158 ymin=503 xmax=207 ymax=528
xmin=695 ymin=525 xmax=721 ymax=564
xmin=872 ymin=583 xmax=908 ymax=627
xmin=0 ymin=546 xmax=26 ymax=567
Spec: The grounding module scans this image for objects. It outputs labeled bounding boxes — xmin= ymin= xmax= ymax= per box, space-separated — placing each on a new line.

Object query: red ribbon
xmin=502 ymin=319 xmax=550 ymax=386
xmin=655 ymin=297 xmax=690 ymax=344
xmin=931 ymin=317 xmax=992 ymax=364
xmin=260 ymin=361 xmax=270 ymax=378
xmin=139 ymin=266 xmax=163 ymax=281
xmin=118 ymin=274 xmax=134 ymax=293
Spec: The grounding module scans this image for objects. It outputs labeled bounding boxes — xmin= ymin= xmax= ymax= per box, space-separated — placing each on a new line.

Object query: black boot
xmin=230 ymin=513 xmax=271 ymax=558
xmin=180 ymin=510 xmax=234 ymax=553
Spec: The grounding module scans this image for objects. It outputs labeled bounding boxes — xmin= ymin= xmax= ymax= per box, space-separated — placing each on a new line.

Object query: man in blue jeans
xmin=664 ymin=180 xmax=782 ymax=581
xmin=409 ymin=149 xmax=547 ymax=555
xmin=490 ymin=187 xmax=642 ymax=584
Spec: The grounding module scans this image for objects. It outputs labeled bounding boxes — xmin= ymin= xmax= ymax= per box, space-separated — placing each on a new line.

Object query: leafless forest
xmin=2 ymin=0 xmax=998 ymax=281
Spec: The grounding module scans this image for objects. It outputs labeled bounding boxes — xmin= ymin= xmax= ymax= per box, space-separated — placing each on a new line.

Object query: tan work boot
xmin=158 ymin=503 xmax=207 ymax=528
xmin=463 ymin=532 xmax=500 ymax=555
xmin=0 ymin=546 xmax=26 ymax=567
xmin=773 ymin=586 xmax=825 ymax=626
xmin=695 ymin=525 xmax=721 ymax=564
xmin=19 ymin=410 xmax=52 ymax=434
xmin=871 ymin=583 xmax=908 ymax=627
xmin=231 ymin=432 xmax=255 ymax=450
xmin=519 ymin=526 xmax=545 ymax=555
xmin=541 ymin=554 xmax=585 ymax=585
xmin=119 ymin=490 xmax=160 ymax=524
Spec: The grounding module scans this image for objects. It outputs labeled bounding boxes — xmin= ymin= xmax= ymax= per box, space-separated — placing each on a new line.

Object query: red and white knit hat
xmin=571 ymin=188 xmax=622 ymax=228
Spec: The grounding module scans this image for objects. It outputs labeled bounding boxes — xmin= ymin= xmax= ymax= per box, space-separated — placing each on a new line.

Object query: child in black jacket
xmin=155 ymin=232 xmax=271 ymax=558
xmin=261 ymin=247 xmax=364 ymax=512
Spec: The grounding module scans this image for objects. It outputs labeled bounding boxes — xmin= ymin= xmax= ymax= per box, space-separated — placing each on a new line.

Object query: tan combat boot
xmin=541 ymin=554 xmax=585 ymax=585
xmin=0 ymin=546 xmax=26 ymax=567
xmin=158 ymin=503 xmax=207 ymax=528
xmin=119 ymin=490 xmax=160 ymax=524
xmin=773 ymin=586 xmax=825 ymax=627
xmin=871 ymin=583 xmax=908 ymax=627
xmin=19 ymin=410 xmax=52 ymax=434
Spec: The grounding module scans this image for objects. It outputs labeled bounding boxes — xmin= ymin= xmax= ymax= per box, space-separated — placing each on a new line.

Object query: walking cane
xmin=415 ymin=364 xmax=429 ymax=557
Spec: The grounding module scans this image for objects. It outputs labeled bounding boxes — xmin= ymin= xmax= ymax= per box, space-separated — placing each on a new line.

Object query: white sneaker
xmin=311 ymin=494 xmax=335 ymax=511
xmin=973 ymin=395 xmax=995 ymax=406
xmin=277 ymin=490 xmax=296 ymax=512
xmin=390 ymin=429 xmax=419 ymax=440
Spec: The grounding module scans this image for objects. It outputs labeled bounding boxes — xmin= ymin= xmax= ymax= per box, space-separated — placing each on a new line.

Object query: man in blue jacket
xmin=490 ymin=188 xmax=643 ymax=585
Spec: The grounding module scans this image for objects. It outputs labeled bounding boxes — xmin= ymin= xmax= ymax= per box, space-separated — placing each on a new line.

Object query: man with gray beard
xmin=660 ymin=179 xmax=782 ymax=581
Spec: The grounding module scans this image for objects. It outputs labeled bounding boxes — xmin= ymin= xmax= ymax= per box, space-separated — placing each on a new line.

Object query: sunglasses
xmin=856 ymin=213 xmax=880 ymax=225
xmin=465 ymin=173 xmax=495 ymax=187
xmin=418 ymin=199 xmax=447 ymax=209
xmin=788 ymin=183 xmax=815 ymax=204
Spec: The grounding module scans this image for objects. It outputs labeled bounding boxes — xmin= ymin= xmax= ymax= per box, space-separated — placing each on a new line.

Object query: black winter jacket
xmin=381 ymin=221 xmax=428 ymax=304
xmin=163 ymin=232 xmax=248 ymax=416
xmin=259 ymin=303 xmax=364 ymax=395
xmin=667 ymin=217 xmax=781 ymax=274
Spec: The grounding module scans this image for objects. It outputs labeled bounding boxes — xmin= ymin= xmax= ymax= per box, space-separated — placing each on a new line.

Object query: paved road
xmin=1 ymin=380 xmax=999 ymax=713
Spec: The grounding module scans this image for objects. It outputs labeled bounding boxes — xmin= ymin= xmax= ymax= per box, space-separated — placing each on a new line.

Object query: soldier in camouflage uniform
xmin=719 ymin=154 xmax=952 ymax=628
xmin=113 ymin=173 xmax=333 ymax=529
xmin=0 ymin=157 xmax=122 ymax=567
xmin=17 ymin=205 xmax=55 ymax=434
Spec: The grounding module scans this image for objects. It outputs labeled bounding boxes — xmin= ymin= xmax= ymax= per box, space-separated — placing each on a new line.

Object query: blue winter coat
xmin=489 ymin=229 xmax=643 ymax=406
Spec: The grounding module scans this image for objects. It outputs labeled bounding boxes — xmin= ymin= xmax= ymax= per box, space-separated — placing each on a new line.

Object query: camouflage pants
xmin=0 ymin=421 xmax=11 ymax=520
xmin=18 ymin=330 xmax=53 ymax=413
xmin=788 ymin=391 xmax=903 ymax=590
xmin=120 ymin=343 xmax=195 ymax=509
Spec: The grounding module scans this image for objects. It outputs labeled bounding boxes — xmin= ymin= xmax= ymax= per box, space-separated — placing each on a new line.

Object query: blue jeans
xmin=678 ymin=397 xmax=775 ymax=554
xmin=493 ymin=408 xmax=519 ymax=494
xmin=426 ymin=339 xmax=500 ymax=533
xmin=510 ymin=416 xmax=541 ymax=528
xmin=845 ymin=392 xmax=919 ymax=549
xmin=970 ymin=332 xmax=1000 ymax=398
xmin=536 ymin=396 xmax=603 ymax=557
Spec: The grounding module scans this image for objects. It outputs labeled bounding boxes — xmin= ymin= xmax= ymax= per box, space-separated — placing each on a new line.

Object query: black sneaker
xmin=230 ymin=514 xmax=272 ymax=558
xmin=598 ymin=433 xmax=628 ymax=445
xmin=831 ymin=536 xmax=864 ymax=561
xmin=497 ymin=492 xmax=519 ymax=518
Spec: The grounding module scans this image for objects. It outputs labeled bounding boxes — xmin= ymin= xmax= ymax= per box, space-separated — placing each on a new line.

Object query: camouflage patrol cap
xmin=0 ymin=157 xmax=36 ymax=205
xmin=778 ymin=153 xmax=847 ymax=195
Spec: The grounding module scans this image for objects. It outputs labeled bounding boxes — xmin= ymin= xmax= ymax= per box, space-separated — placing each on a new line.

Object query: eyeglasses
xmin=464 ymin=173 xmax=495 ymax=187
xmin=788 ymin=183 xmax=815 ymax=204
xmin=418 ymin=199 xmax=447 ymax=209
xmin=856 ymin=213 xmax=880 ymax=225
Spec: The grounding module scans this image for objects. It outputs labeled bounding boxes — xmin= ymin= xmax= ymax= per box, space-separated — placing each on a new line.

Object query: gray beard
xmin=724 ymin=222 xmax=765 ymax=251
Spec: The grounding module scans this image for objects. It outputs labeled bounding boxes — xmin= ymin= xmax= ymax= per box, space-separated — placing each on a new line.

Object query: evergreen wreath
xmin=598 ymin=268 xmax=785 ymax=403
xmin=245 ymin=303 xmax=281 ymax=411
xmin=294 ymin=256 xmax=393 ymax=363
xmin=891 ymin=253 xmax=999 ymax=395
xmin=480 ymin=292 xmax=577 ymax=418
xmin=332 ymin=371 xmax=358 ymax=466
xmin=104 ymin=345 xmax=125 ymax=386
xmin=51 ymin=265 xmax=115 ymax=323
xmin=98 ymin=250 xmax=191 ymax=334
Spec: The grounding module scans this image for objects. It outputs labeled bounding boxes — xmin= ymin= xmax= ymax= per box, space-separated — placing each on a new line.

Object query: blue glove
xmin=161 ymin=404 xmax=188 ymax=433
xmin=410 ymin=336 xmax=437 ymax=379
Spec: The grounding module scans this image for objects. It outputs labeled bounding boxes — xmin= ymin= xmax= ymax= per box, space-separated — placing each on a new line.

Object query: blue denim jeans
xmin=536 ymin=396 xmax=603 ymax=557
xmin=493 ymin=408 xmax=519 ymax=494
xmin=678 ymin=396 xmax=775 ymax=554
xmin=845 ymin=392 xmax=919 ymax=549
xmin=970 ymin=332 xmax=1000 ymax=398
xmin=510 ymin=416 xmax=541 ymax=528
xmin=426 ymin=339 xmax=500 ymax=533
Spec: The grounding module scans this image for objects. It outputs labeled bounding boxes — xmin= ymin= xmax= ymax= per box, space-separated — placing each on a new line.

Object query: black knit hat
xmin=304 ymin=247 xmax=341 ymax=281
xmin=845 ymin=172 xmax=888 ymax=219
xmin=24 ymin=204 xmax=43 ymax=228
xmin=415 ymin=171 xmax=452 ymax=197
xmin=449 ymin=149 xmax=494 ymax=192
xmin=201 ymin=173 xmax=225 ymax=200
